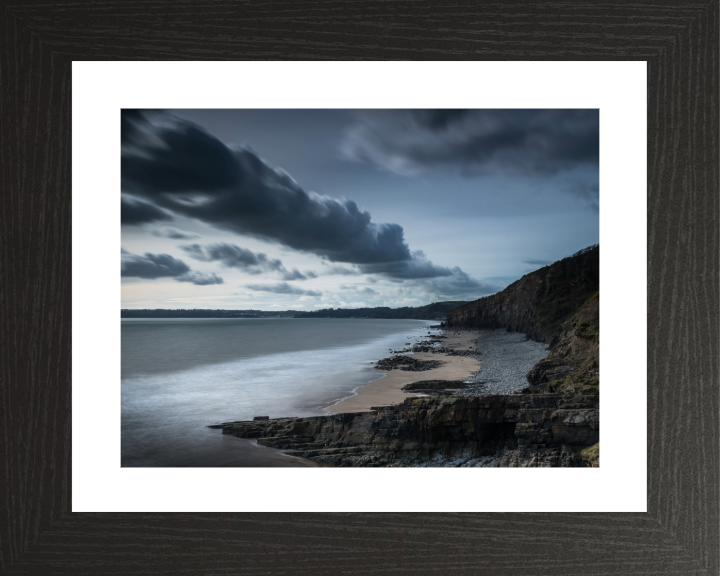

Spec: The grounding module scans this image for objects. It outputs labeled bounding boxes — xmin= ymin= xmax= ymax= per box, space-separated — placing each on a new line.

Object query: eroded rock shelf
xmin=210 ymin=394 xmax=598 ymax=467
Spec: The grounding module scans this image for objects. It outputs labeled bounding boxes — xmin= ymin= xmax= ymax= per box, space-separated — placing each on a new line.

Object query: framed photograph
xmin=3 ymin=2 xmax=717 ymax=574
xmin=76 ymin=63 xmax=636 ymax=514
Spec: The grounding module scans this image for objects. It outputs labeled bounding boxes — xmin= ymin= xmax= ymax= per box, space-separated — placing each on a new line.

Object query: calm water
xmin=122 ymin=318 xmax=437 ymax=467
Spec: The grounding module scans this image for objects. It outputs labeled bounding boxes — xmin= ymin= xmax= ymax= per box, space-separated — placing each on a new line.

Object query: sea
xmin=121 ymin=317 xmax=438 ymax=467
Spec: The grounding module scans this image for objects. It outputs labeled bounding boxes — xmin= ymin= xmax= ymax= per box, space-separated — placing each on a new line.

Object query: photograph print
xmin=121 ymin=109 xmax=600 ymax=468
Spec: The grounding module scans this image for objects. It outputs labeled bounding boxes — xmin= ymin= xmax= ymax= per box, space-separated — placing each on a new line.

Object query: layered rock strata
xmin=400 ymin=379 xmax=475 ymax=397
xmin=210 ymin=394 xmax=598 ymax=467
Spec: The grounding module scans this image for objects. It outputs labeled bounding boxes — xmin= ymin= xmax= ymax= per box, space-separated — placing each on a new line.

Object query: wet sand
xmin=229 ymin=438 xmax=320 ymax=467
xmin=327 ymin=330 xmax=480 ymax=414
xmin=122 ymin=430 xmax=319 ymax=467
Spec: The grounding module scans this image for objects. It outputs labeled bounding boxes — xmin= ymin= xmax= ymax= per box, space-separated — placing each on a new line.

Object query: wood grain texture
xmin=0 ymin=1 xmax=717 ymax=574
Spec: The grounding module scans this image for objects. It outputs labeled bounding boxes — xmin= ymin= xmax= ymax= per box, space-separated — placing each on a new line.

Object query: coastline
xmin=211 ymin=324 xmax=597 ymax=467
xmin=326 ymin=329 xmax=481 ymax=414
xmin=207 ymin=247 xmax=598 ymax=467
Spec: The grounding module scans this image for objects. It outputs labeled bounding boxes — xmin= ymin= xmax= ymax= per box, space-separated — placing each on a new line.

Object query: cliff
xmin=446 ymin=245 xmax=600 ymax=396
xmin=524 ymin=292 xmax=599 ymax=395
xmin=211 ymin=394 xmax=599 ymax=467
xmin=445 ymin=245 xmax=599 ymax=346
xmin=209 ymin=246 xmax=601 ymax=467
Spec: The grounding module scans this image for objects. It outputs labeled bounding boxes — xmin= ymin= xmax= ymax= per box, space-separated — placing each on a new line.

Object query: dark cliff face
xmin=445 ymin=245 xmax=599 ymax=346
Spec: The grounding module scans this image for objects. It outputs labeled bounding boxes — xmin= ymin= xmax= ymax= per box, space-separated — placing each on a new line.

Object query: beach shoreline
xmin=210 ymin=325 xmax=595 ymax=468
xmin=326 ymin=328 xmax=481 ymax=414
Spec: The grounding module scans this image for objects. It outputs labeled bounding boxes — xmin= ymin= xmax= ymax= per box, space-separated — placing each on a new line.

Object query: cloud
xmin=120 ymin=110 xmax=455 ymax=281
xmin=281 ymin=268 xmax=307 ymax=281
xmin=121 ymin=195 xmax=171 ymax=225
xmin=152 ymin=227 xmax=201 ymax=240
xmin=245 ymin=282 xmax=321 ymax=297
xmin=523 ymin=258 xmax=552 ymax=266
xmin=412 ymin=109 xmax=470 ymax=130
xmin=383 ymin=297 xmax=425 ymax=307
xmin=121 ymin=250 xmax=223 ymax=285
xmin=341 ymin=109 xmax=599 ymax=178
xmin=320 ymin=263 xmax=362 ymax=276
xmin=566 ymin=181 xmax=599 ymax=212
xmin=121 ymin=251 xmax=190 ymax=279
xmin=357 ymin=250 xmax=453 ymax=280
xmin=181 ymin=242 xmax=308 ymax=280
xmin=183 ymin=243 xmax=280 ymax=271
xmin=339 ymin=285 xmax=378 ymax=297
xmin=415 ymin=268 xmax=502 ymax=300
xmin=178 ymin=271 xmax=224 ymax=285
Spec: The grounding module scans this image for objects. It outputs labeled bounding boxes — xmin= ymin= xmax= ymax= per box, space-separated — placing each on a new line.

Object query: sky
xmin=121 ymin=109 xmax=599 ymax=310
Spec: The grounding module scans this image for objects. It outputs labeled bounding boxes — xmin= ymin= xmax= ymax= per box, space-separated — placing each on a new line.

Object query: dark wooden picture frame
xmin=1 ymin=2 xmax=718 ymax=574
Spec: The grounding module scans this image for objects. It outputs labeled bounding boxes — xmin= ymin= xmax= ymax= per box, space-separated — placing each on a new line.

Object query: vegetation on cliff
xmin=581 ymin=442 xmax=600 ymax=467
xmin=294 ymin=301 xmax=469 ymax=320
xmin=445 ymin=244 xmax=599 ymax=345
xmin=527 ymin=292 xmax=600 ymax=396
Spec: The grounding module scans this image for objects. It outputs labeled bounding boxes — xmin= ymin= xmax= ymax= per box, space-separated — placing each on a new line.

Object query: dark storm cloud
xmin=181 ymin=242 xmax=308 ymax=280
xmin=152 ymin=227 xmax=200 ymax=240
xmin=567 ymin=181 xmax=600 ymax=212
xmin=412 ymin=109 xmax=470 ymax=130
xmin=121 ymin=195 xmax=171 ymax=225
xmin=182 ymin=243 xmax=282 ymax=271
xmin=341 ymin=109 xmax=599 ymax=177
xmin=121 ymin=251 xmax=190 ymax=278
xmin=120 ymin=110 xmax=453 ymax=281
xmin=121 ymin=250 xmax=223 ymax=285
xmin=121 ymin=109 xmax=147 ymax=147
xmin=418 ymin=269 xmax=501 ymax=300
xmin=357 ymin=250 xmax=453 ymax=280
xmin=245 ymin=283 xmax=321 ymax=297
xmin=523 ymin=258 xmax=552 ymax=266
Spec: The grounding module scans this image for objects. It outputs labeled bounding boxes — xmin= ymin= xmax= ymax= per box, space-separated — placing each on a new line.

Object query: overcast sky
xmin=121 ymin=109 xmax=599 ymax=310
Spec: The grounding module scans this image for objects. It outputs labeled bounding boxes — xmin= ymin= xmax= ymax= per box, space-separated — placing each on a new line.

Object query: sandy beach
xmin=327 ymin=330 xmax=480 ymax=413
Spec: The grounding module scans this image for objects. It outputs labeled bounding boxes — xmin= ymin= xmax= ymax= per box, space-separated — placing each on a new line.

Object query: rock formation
xmin=524 ymin=292 xmax=599 ymax=395
xmin=446 ymin=243 xmax=600 ymax=401
xmin=374 ymin=356 xmax=443 ymax=372
xmin=209 ymin=245 xmax=600 ymax=467
xmin=445 ymin=245 xmax=599 ymax=345
xmin=211 ymin=393 xmax=598 ymax=467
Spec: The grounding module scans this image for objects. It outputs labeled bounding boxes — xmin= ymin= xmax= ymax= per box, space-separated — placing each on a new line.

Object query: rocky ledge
xmin=374 ymin=355 xmax=443 ymax=372
xmin=209 ymin=393 xmax=598 ymax=467
xmin=398 ymin=379 xmax=477 ymax=397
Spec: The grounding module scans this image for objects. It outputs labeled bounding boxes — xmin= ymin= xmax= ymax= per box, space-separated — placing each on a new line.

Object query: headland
xmin=209 ymin=245 xmax=600 ymax=467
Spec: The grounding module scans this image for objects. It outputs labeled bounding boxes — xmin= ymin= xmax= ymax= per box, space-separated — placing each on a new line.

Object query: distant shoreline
xmin=120 ymin=301 xmax=468 ymax=321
